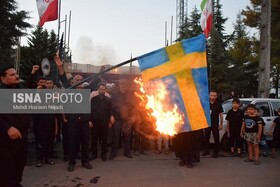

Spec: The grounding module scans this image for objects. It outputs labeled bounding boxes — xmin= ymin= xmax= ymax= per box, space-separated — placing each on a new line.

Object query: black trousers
xmin=37 ymin=128 xmax=55 ymax=161
xmin=68 ymin=120 xmax=90 ymax=165
xmin=0 ymin=138 xmax=28 ymax=187
xmin=173 ymin=131 xmax=201 ymax=163
xmin=91 ymin=123 xmax=108 ymax=156
xmin=204 ymin=125 xmax=219 ymax=152
xmin=229 ymin=128 xmax=242 ymax=149
xmin=61 ymin=122 xmax=68 ymax=156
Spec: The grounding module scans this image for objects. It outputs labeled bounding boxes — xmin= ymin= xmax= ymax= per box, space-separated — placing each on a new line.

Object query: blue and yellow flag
xmin=137 ymin=34 xmax=210 ymax=132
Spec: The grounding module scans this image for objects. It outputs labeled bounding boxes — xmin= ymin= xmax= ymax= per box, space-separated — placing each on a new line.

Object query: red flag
xmin=200 ymin=0 xmax=213 ymax=38
xmin=36 ymin=0 xmax=58 ymax=27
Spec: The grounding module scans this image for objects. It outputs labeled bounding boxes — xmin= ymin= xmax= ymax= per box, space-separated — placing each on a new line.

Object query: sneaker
xmin=156 ymin=150 xmax=161 ymax=154
xmin=178 ymin=159 xmax=185 ymax=167
xmin=63 ymin=155 xmax=69 ymax=162
xmin=89 ymin=155 xmax=97 ymax=161
xmin=101 ymin=154 xmax=107 ymax=161
xmin=124 ymin=153 xmax=133 ymax=158
xmin=244 ymin=158 xmax=254 ymax=162
xmin=230 ymin=152 xmax=235 ymax=157
xmin=202 ymin=151 xmax=210 ymax=156
xmin=82 ymin=162 xmax=93 ymax=169
xmin=134 ymin=151 xmax=140 ymax=156
xmin=254 ymin=160 xmax=260 ymax=165
xmin=67 ymin=164 xmax=75 ymax=172
xmin=36 ymin=160 xmax=42 ymax=167
xmin=45 ymin=159 xmax=55 ymax=165
xmin=52 ymin=154 xmax=59 ymax=159
xmin=212 ymin=152 xmax=218 ymax=158
xmin=164 ymin=149 xmax=170 ymax=154
xmin=109 ymin=154 xmax=116 ymax=160
xmin=237 ymin=153 xmax=243 ymax=158
xmin=262 ymin=152 xmax=268 ymax=157
xmin=185 ymin=161 xmax=193 ymax=168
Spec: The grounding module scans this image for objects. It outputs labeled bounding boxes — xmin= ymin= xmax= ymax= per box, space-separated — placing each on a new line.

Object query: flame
xmin=134 ymin=78 xmax=184 ymax=136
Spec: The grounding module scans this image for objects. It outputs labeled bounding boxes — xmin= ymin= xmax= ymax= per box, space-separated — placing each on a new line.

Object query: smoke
xmin=74 ymin=36 xmax=118 ymax=65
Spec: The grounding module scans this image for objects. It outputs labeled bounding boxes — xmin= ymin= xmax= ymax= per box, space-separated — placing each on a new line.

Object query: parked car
xmin=210 ymin=98 xmax=280 ymax=150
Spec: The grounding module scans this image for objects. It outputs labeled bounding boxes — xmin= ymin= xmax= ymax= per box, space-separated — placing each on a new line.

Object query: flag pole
xmin=57 ymin=0 xmax=62 ymax=46
xmin=68 ymin=57 xmax=138 ymax=89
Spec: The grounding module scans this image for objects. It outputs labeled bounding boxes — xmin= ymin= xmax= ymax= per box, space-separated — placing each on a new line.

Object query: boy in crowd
xmin=241 ymin=104 xmax=262 ymax=165
xmin=226 ymin=98 xmax=244 ymax=157
xmin=270 ymin=108 xmax=280 ymax=158
xmin=255 ymin=108 xmax=269 ymax=157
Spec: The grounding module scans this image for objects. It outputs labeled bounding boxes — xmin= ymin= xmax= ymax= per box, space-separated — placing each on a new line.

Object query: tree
xmin=177 ymin=6 xmax=202 ymax=40
xmin=20 ymin=25 xmax=57 ymax=80
xmin=242 ymin=0 xmax=262 ymax=31
xmin=228 ymin=13 xmax=258 ymax=96
xmin=0 ymin=0 xmax=31 ymax=65
xmin=242 ymin=0 xmax=280 ymax=97
xmin=209 ymin=0 xmax=231 ymax=92
xmin=271 ymin=0 xmax=280 ymax=97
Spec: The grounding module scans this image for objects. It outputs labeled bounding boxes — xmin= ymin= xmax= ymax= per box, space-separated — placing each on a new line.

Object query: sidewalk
xmin=22 ymin=141 xmax=280 ymax=187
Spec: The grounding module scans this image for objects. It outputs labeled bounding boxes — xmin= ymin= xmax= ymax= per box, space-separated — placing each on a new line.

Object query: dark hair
xmin=37 ymin=76 xmax=46 ymax=82
xmin=45 ymin=78 xmax=54 ymax=82
xmin=210 ymin=90 xmax=217 ymax=93
xmin=255 ymin=107 xmax=260 ymax=112
xmin=98 ymin=81 xmax=106 ymax=88
xmin=247 ymin=104 xmax=256 ymax=110
xmin=232 ymin=98 xmax=240 ymax=104
xmin=0 ymin=65 xmax=14 ymax=77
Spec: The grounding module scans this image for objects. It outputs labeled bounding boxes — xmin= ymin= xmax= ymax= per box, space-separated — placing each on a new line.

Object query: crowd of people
xmin=0 ymin=53 xmax=280 ymax=186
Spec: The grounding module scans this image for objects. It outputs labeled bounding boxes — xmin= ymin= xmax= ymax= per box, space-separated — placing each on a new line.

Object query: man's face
xmin=37 ymin=79 xmax=46 ymax=86
xmin=119 ymin=80 xmax=128 ymax=93
xmin=73 ymin=75 xmax=83 ymax=83
xmin=45 ymin=80 xmax=54 ymax=89
xmin=209 ymin=92 xmax=217 ymax=102
xmin=106 ymin=86 xmax=112 ymax=93
xmin=98 ymin=85 xmax=106 ymax=96
xmin=0 ymin=68 xmax=20 ymax=85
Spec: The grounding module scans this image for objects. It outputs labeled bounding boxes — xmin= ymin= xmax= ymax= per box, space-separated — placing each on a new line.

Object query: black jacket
xmin=0 ymin=83 xmax=32 ymax=141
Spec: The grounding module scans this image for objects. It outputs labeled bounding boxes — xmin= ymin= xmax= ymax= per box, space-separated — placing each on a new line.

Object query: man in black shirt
xmin=202 ymin=90 xmax=223 ymax=158
xmin=90 ymin=82 xmax=114 ymax=161
xmin=0 ymin=65 xmax=32 ymax=187
xmin=54 ymin=53 xmax=92 ymax=172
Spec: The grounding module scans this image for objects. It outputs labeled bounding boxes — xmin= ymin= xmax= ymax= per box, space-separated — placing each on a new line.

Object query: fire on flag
xmin=137 ymin=34 xmax=211 ymax=135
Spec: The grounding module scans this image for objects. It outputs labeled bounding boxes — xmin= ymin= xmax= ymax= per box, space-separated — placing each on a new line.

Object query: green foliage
xmin=0 ymin=0 xmax=31 ymax=65
xmin=177 ymin=6 xmax=202 ymax=40
xmin=209 ymin=0 xmax=231 ymax=92
xmin=20 ymin=25 xmax=57 ymax=80
xmin=228 ymin=13 xmax=259 ymax=96
xmin=241 ymin=0 xmax=262 ymax=30
xmin=271 ymin=0 xmax=280 ymax=96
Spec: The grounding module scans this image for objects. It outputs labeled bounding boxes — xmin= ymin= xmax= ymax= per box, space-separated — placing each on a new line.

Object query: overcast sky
xmin=18 ymin=0 xmax=250 ymax=66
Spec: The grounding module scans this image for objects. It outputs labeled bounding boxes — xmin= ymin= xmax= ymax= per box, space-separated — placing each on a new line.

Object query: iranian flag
xmin=36 ymin=0 xmax=58 ymax=27
xmin=200 ymin=0 xmax=213 ymax=38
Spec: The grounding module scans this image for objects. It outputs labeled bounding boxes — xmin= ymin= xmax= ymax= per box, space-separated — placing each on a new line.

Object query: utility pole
xmin=258 ymin=0 xmax=271 ymax=98
xmin=176 ymin=0 xmax=188 ymax=39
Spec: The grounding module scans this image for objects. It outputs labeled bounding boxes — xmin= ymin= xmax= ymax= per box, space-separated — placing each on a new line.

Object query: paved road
xmin=22 ymin=147 xmax=279 ymax=187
